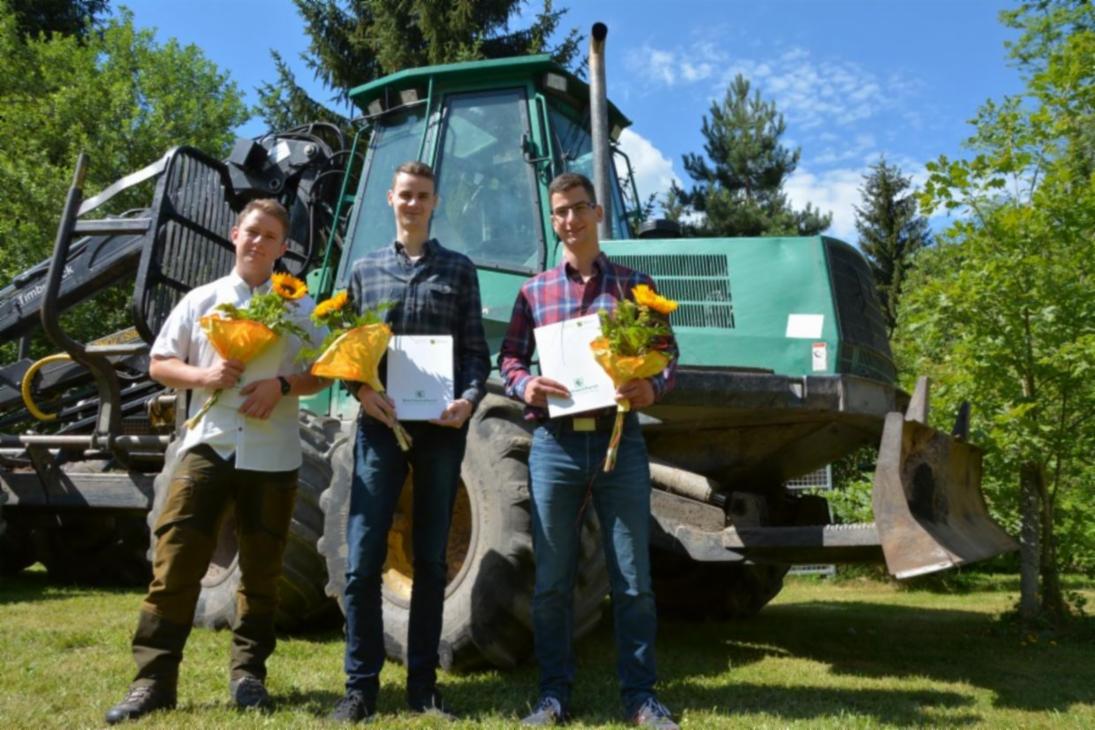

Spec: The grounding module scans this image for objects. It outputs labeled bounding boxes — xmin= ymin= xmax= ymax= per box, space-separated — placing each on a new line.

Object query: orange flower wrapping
xmin=184 ymin=315 xmax=280 ymax=429
xmin=590 ymin=336 xmax=671 ymax=472
xmin=310 ymin=322 xmax=391 ymax=387
xmin=199 ymin=315 xmax=278 ymax=362
xmin=310 ymin=322 xmax=413 ymax=451
xmin=590 ymin=336 xmax=671 ymax=388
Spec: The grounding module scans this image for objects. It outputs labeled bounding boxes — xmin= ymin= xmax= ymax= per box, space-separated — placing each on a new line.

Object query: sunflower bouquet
xmin=591 ymin=284 xmax=677 ymax=472
xmin=184 ymin=272 xmax=311 ymax=429
xmin=305 ymin=291 xmax=411 ymax=451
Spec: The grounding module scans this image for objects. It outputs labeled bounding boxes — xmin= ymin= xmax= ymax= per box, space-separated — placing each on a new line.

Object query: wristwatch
xmin=277 ymin=376 xmax=291 ymax=396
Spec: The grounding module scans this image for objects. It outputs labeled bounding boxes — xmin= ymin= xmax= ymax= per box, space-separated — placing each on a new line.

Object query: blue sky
xmin=117 ymin=0 xmax=1025 ymax=243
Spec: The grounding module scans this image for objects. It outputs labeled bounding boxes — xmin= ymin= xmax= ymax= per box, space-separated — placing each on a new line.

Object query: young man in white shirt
xmin=105 ymin=199 xmax=328 ymax=724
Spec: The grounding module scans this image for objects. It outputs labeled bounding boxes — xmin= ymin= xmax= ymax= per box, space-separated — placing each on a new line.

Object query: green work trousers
xmin=131 ymin=444 xmax=298 ymax=688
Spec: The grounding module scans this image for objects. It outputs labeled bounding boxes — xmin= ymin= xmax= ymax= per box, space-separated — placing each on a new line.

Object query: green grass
xmin=1 ymin=569 xmax=1092 ymax=729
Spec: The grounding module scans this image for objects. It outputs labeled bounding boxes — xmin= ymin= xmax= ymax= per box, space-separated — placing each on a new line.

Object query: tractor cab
xmin=332 ymin=54 xmax=635 ymax=287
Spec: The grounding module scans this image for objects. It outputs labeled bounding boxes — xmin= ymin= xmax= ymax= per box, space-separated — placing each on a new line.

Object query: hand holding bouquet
xmin=591 ymin=284 xmax=677 ymax=472
xmin=306 ymin=291 xmax=411 ymax=451
xmin=185 ymin=273 xmax=311 ymax=429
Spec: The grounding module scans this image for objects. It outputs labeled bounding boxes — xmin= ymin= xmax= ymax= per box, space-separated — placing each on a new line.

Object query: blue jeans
xmin=528 ymin=414 xmax=658 ymax=715
xmin=342 ymin=416 xmax=467 ymax=701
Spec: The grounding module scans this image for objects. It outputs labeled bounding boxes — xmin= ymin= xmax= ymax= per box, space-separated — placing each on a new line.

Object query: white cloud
xmin=615 ymin=128 xmax=680 ymax=206
xmin=813 ymin=133 xmax=877 ymax=166
xmin=785 ymin=166 xmax=864 ymax=242
xmin=785 ymin=156 xmax=933 ymax=244
xmin=629 ymin=42 xmax=917 ymax=138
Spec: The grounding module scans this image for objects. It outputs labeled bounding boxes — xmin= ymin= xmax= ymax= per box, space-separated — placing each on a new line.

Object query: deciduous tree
xmin=899 ymin=0 xmax=1095 ymax=622
xmin=0 ymin=7 xmax=249 ymax=349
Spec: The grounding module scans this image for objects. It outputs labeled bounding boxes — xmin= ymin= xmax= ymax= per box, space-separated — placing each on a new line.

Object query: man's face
xmin=550 ymin=186 xmax=603 ymax=252
xmin=388 ymin=172 xmax=437 ymax=231
xmin=231 ymin=209 xmax=288 ymax=276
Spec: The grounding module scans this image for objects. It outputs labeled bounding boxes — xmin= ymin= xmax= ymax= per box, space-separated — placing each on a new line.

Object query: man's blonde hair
xmin=236 ymin=198 xmax=290 ymax=239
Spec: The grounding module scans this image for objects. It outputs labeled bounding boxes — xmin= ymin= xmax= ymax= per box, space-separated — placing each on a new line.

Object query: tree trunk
xmin=1037 ymin=464 xmax=1068 ymax=622
xmin=1018 ymin=461 xmax=1041 ymax=620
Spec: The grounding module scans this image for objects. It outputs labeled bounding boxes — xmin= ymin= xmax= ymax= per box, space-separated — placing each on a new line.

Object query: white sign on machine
xmin=785 ymin=313 xmax=828 ymax=372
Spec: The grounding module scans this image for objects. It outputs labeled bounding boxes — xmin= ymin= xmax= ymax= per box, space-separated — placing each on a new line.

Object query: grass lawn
xmin=0 ymin=569 xmax=1091 ymax=729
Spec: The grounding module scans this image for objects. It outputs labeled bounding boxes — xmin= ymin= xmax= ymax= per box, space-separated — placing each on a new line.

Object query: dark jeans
xmin=342 ymin=417 xmax=467 ymax=702
xmin=528 ymin=414 xmax=658 ymax=715
xmin=133 ymin=444 xmax=298 ymax=686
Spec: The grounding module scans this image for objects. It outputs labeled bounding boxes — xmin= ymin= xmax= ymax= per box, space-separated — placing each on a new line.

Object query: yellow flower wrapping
xmin=309 ymin=322 xmax=392 ymax=387
xmin=185 ymin=315 xmax=279 ymax=430
xmin=589 ymin=336 xmax=671 ymax=388
xmin=198 ymin=315 xmax=278 ymax=363
xmin=310 ymin=322 xmax=413 ymax=451
xmin=589 ymin=335 xmax=671 ymax=473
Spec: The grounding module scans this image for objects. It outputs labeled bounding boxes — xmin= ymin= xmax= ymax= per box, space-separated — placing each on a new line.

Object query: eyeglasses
xmin=551 ymin=201 xmax=595 ymax=219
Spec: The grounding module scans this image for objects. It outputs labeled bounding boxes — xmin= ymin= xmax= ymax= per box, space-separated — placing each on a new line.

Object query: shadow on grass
xmin=651 ymin=599 xmax=1094 ymax=719
xmin=0 ymin=566 xmax=142 ymax=605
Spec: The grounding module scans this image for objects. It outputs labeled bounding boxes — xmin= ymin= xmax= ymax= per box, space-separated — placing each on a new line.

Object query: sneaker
xmin=104 ymin=682 xmax=177 ymax=724
xmin=408 ymin=687 xmax=457 ymax=720
xmin=522 ymin=695 xmax=567 ymax=726
xmin=631 ymin=697 xmax=680 ymax=730
xmin=230 ymin=675 xmax=272 ymax=711
xmin=330 ymin=690 xmax=373 ymax=724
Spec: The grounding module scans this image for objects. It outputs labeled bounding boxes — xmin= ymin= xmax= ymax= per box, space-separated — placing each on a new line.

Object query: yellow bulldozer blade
xmin=872 ymin=409 xmax=1018 ymax=578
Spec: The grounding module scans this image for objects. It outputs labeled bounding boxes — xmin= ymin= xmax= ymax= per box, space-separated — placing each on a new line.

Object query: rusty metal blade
xmin=872 ymin=412 xmax=1018 ymax=578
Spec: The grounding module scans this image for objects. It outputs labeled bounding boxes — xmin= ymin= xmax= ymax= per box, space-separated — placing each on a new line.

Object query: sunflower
xmin=632 ymin=283 xmax=678 ymax=315
xmin=271 ymin=272 xmax=308 ymax=300
xmin=313 ymin=290 xmax=349 ymax=319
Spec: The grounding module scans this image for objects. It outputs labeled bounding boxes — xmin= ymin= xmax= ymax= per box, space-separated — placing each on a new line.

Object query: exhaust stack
xmin=589 ymin=22 xmax=612 ymax=240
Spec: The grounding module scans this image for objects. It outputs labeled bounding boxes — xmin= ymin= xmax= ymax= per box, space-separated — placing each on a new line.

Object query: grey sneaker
xmin=330 ymin=690 xmax=372 ymax=724
xmin=522 ymin=695 xmax=567 ymax=726
xmin=408 ymin=687 xmax=456 ymax=720
xmin=230 ymin=675 xmax=272 ymax=711
xmin=631 ymin=697 xmax=679 ymax=729
xmin=105 ymin=683 xmax=176 ymax=724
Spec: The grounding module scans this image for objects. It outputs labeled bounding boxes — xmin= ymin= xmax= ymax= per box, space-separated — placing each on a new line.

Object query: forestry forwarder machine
xmin=0 ymin=25 xmax=1016 ymax=669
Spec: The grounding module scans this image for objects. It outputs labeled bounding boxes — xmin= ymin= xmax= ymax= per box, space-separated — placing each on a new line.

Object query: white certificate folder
xmin=386 ymin=335 xmax=454 ymax=420
xmin=533 ymin=314 xmax=617 ymax=418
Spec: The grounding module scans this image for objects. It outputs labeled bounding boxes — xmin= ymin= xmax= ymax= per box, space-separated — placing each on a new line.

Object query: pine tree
xmin=5 ymin=0 xmax=108 ymax=39
xmin=853 ymin=158 xmax=932 ymax=335
xmin=674 ymin=74 xmax=830 ymax=237
xmin=258 ymin=0 xmax=580 ymax=129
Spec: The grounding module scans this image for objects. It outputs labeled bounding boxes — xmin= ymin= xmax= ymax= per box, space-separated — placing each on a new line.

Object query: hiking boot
xmin=630 ymin=697 xmax=680 ymax=730
xmin=522 ymin=695 xmax=567 ymax=726
xmin=230 ymin=675 xmax=272 ymax=711
xmin=330 ymin=690 xmax=373 ymax=724
xmin=104 ymin=682 xmax=176 ymax=724
xmin=408 ymin=686 xmax=457 ymax=720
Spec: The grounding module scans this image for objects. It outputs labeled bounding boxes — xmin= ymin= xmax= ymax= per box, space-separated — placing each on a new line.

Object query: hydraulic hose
xmin=20 ymin=353 xmax=72 ymax=421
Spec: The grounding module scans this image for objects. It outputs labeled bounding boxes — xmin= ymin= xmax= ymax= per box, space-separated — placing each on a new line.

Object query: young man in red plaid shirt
xmin=499 ymin=172 xmax=680 ymax=729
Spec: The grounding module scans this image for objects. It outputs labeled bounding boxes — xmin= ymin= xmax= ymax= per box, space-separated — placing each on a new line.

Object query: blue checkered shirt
xmin=347 ymin=239 xmax=491 ymax=406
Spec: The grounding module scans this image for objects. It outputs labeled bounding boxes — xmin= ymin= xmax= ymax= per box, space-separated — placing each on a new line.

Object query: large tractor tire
xmin=319 ymin=394 xmax=610 ymax=671
xmin=650 ymin=548 xmax=789 ymax=620
xmin=0 ymin=503 xmax=37 ymax=578
xmin=146 ymin=411 xmax=339 ymax=631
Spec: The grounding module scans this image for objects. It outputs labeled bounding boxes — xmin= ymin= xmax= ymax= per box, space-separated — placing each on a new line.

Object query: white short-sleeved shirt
xmin=151 ymin=271 xmax=326 ymax=472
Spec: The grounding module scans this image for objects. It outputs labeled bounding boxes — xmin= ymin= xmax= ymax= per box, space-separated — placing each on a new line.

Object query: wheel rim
xmin=202 ymin=507 xmax=238 ymax=587
xmin=381 ymin=470 xmax=475 ymax=605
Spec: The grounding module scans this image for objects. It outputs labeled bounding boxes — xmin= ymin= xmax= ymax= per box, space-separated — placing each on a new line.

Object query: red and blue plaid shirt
xmin=499 ymin=252 xmax=678 ymax=419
